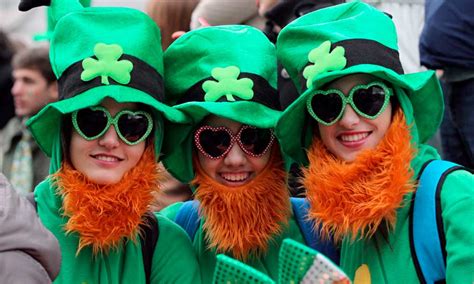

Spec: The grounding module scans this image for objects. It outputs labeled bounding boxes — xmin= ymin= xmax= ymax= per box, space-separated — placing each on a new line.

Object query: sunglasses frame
xmin=194 ymin=125 xmax=275 ymax=160
xmin=306 ymin=81 xmax=392 ymax=126
xmin=71 ymin=106 xmax=153 ymax=145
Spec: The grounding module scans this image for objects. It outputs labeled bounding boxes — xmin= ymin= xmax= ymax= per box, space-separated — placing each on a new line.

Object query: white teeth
xmin=340 ymin=133 xmax=369 ymax=142
xmin=221 ymin=173 xmax=249 ymax=182
xmin=94 ymin=155 xmax=119 ymax=162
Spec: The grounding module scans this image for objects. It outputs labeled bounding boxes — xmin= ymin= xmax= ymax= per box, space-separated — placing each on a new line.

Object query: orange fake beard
xmin=193 ymin=147 xmax=291 ymax=261
xmin=303 ymin=110 xmax=416 ymax=242
xmin=53 ymin=145 xmax=161 ymax=254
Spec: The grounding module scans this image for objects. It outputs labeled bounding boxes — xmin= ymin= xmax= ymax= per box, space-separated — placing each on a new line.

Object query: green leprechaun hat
xmin=19 ymin=0 xmax=189 ymax=169
xmin=275 ymin=1 xmax=443 ymax=164
xmin=162 ymin=25 xmax=282 ymax=183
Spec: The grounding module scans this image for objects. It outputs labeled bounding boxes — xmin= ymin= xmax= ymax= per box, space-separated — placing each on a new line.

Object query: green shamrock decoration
xmin=202 ymin=66 xmax=254 ymax=102
xmin=303 ymin=40 xmax=347 ymax=89
xmin=81 ymin=43 xmax=133 ymax=85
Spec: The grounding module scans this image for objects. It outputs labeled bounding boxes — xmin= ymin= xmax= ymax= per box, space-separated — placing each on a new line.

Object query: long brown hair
xmin=146 ymin=0 xmax=199 ymax=50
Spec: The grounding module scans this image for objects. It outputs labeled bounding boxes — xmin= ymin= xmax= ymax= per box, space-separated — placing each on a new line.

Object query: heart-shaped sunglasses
xmin=306 ymin=81 xmax=393 ymax=126
xmin=194 ymin=125 xmax=275 ymax=159
xmin=72 ymin=106 xmax=153 ymax=145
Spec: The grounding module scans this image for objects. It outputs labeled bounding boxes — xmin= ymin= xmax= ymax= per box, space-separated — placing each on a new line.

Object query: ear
xmin=48 ymin=81 xmax=59 ymax=101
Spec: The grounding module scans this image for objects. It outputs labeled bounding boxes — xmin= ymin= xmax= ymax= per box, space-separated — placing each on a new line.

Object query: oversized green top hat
xmin=20 ymin=0 xmax=188 ymax=165
xmin=162 ymin=25 xmax=282 ymax=183
xmin=275 ymin=1 xmax=443 ymax=164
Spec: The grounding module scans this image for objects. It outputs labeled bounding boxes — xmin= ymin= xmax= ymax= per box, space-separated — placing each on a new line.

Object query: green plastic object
xmin=211 ymin=239 xmax=350 ymax=284
xmin=213 ymin=254 xmax=274 ymax=284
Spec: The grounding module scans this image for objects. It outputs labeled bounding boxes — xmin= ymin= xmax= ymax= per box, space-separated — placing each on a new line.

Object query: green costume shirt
xmin=34 ymin=179 xmax=201 ymax=284
xmin=161 ymin=202 xmax=307 ymax=284
xmin=340 ymin=146 xmax=474 ymax=283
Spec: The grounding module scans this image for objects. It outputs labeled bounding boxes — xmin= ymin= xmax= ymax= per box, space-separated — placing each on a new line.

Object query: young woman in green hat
xmin=19 ymin=0 xmax=200 ymax=283
xmin=160 ymin=25 xmax=337 ymax=283
xmin=275 ymin=2 xmax=474 ymax=283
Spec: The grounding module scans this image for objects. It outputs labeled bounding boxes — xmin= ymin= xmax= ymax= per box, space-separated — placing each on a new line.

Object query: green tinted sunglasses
xmin=72 ymin=106 xmax=153 ymax=145
xmin=306 ymin=81 xmax=393 ymax=126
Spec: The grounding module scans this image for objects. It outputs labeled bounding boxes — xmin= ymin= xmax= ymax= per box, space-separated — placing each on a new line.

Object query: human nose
xmin=223 ymin=142 xmax=247 ymax=167
xmin=98 ymin=124 xmax=120 ymax=148
xmin=11 ymin=81 xmax=24 ymax=97
xmin=338 ymin=105 xmax=360 ymax=129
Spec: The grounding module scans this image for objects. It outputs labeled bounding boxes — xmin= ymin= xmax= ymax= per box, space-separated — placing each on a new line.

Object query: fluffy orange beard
xmin=303 ymin=110 xmax=416 ymax=242
xmin=193 ymin=147 xmax=291 ymax=261
xmin=53 ymin=145 xmax=161 ymax=255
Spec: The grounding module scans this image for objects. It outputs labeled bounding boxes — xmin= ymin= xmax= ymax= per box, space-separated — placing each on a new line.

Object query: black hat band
xmin=58 ymin=54 xmax=164 ymax=101
xmin=300 ymin=38 xmax=404 ymax=91
xmin=178 ymin=73 xmax=281 ymax=110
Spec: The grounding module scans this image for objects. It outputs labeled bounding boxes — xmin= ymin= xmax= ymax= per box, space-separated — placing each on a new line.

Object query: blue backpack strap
xmin=175 ymin=200 xmax=201 ymax=241
xmin=291 ymin=197 xmax=340 ymax=264
xmin=409 ymin=160 xmax=465 ymax=284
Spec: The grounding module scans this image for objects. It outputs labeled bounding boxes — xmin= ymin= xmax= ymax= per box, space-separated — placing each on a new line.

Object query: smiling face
xmin=317 ymin=74 xmax=392 ymax=162
xmin=196 ymin=116 xmax=272 ymax=187
xmin=69 ymin=98 xmax=146 ymax=185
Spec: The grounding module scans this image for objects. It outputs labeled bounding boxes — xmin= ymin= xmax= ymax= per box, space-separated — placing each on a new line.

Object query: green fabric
xmin=275 ymin=1 xmax=444 ymax=165
xmin=162 ymin=25 xmax=282 ymax=183
xmin=27 ymin=0 xmax=189 ymax=159
xmin=164 ymin=25 xmax=277 ymax=105
xmin=340 ymin=169 xmax=474 ymax=283
xmin=160 ymin=203 xmax=307 ymax=284
xmin=34 ymin=179 xmax=201 ymax=283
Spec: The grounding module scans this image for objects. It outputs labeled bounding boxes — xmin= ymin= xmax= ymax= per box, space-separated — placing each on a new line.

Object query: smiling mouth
xmin=92 ymin=154 xmax=123 ymax=162
xmin=220 ymin=172 xmax=251 ymax=182
xmin=339 ymin=132 xmax=370 ymax=142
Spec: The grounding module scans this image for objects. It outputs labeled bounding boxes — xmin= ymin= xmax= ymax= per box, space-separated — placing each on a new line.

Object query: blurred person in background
xmin=191 ymin=0 xmax=265 ymax=30
xmin=258 ymin=0 xmax=344 ymax=43
xmin=0 ymin=173 xmax=60 ymax=283
xmin=0 ymin=46 xmax=58 ymax=194
xmin=420 ymin=0 xmax=474 ymax=169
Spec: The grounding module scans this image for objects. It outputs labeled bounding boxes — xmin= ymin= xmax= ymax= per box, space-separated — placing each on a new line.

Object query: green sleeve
xmin=158 ymin=202 xmax=184 ymax=221
xmin=441 ymin=170 xmax=474 ymax=283
xmin=151 ymin=215 xmax=201 ymax=283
